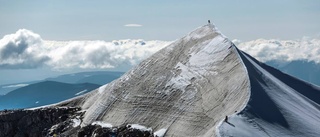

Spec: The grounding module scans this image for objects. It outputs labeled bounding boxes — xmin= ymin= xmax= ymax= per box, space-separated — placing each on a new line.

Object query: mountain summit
xmin=1 ymin=24 xmax=320 ymax=137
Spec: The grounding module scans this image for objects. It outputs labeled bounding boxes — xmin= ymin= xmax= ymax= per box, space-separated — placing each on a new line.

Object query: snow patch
xmin=98 ymin=85 xmax=107 ymax=93
xmin=2 ymin=84 xmax=29 ymax=88
xmin=154 ymin=128 xmax=167 ymax=137
xmin=92 ymin=121 xmax=113 ymax=128
xmin=129 ymin=124 xmax=152 ymax=132
xmin=75 ymin=89 xmax=88 ymax=95
xmin=72 ymin=118 xmax=81 ymax=127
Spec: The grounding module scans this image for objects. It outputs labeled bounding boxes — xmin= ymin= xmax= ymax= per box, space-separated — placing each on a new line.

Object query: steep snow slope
xmin=69 ymin=24 xmax=250 ymax=136
xmin=218 ymin=48 xmax=320 ymax=136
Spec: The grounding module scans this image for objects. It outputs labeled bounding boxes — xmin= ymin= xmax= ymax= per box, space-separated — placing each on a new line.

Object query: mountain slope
xmin=0 ymin=81 xmax=100 ymax=110
xmin=61 ymin=24 xmax=250 ymax=136
xmin=218 ymin=48 xmax=320 ymax=137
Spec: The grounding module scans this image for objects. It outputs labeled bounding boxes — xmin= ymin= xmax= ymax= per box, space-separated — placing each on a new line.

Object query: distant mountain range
xmin=45 ymin=71 xmax=124 ymax=85
xmin=0 ymin=71 xmax=124 ymax=95
xmin=0 ymin=71 xmax=124 ymax=110
xmin=266 ymin=60 xmax=320 ymax=86
xmin=0 ymin=81 xmax=99 ymax=110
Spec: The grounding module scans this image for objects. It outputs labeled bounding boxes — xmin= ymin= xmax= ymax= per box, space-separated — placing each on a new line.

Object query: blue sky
xmin=0 ymin=0 xmax=320 ymax=85
xmin=1 ymin=0 xmax=320 ymax=41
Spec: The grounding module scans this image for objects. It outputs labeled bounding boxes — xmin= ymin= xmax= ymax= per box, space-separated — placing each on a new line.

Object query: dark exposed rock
xmin=0 ymin=107 xmax=155 ymax=137
xmin=0 ymin=107 xmax=80 ymax=137
xmin=76 ymin=124 xmax=153 ymax=137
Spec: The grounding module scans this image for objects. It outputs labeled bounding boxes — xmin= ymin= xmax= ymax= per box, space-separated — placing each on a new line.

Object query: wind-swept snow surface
xmin=71 ymin=24 xmax=250 ymax=136
xmin=218 ymin=49 xmax=320 ymax=137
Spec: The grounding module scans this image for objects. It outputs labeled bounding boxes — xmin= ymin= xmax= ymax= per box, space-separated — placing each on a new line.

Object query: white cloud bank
xmin=0 ymin=29 xmax=319 ymax=70
xmin=234 ymin=38 xmax=320 ymax=63
xmin=124 ymin=24 xmax=143 ymax=27
xmin=0 ymin=29 xmax=49 ymax=69
xmin=0 ymin=29 xmax=170 ymax=70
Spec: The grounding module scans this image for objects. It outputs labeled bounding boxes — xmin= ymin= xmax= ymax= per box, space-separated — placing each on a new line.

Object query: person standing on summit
xmin=208 ymin=20 xmax=211 ymax=24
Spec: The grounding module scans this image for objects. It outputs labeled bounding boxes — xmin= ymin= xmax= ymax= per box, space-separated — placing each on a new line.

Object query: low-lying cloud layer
xmin=1 ymin=29 xmax=319 ymax=70
xmin=234 ymin=38 xmax=320 ymax=63
xmin=0 ymin=29 xmax=170 ymax=70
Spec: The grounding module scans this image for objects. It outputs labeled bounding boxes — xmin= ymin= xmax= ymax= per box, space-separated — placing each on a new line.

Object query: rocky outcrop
xmin=76 ymin=124 xmax=153 ymax=137
xmin=0 ymin=107 xmax=80 ymax=137
xmin=0 ymin=108 xmax=155 ymax=137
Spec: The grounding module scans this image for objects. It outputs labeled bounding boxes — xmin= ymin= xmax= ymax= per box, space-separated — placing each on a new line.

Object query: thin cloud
xmin=2 ymin=84 xmax=29 ymax=88
xmin=124 ymin=24 xmax=143 ymax=27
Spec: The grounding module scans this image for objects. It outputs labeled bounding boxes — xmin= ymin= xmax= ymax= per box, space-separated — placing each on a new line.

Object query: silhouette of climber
xmin=224 ymin=116 xmax=228 ymax=122
xmin=224 ymin=116 xmax=235 ymax=127
xmin=208 ymin=20 xmax=211 ymax=24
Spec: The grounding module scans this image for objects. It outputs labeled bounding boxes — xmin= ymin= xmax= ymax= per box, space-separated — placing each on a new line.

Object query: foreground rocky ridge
xmin=0 ymin=108 xmax=156 ymax=137
xmin=0 ymin=107 xmax=80 ymax=137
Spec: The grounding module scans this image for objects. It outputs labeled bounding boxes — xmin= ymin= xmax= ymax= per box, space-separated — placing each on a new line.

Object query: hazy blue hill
xmin=0 ymin=81 xmax=38 ymax=95
xmin=45 ymin=71 xmax=124 ymax=85
xmin=266 ymin=60 xmax=320 ymax=86
xmin=0 ymin=71 xmax=124 ymax=95
xmin=0 ymin=81 xmax=100 ymax=110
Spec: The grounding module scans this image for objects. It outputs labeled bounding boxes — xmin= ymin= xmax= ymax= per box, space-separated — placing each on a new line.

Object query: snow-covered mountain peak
xmin=67 ymin=23 xmax=250 ymax=136
xmin=49 ymin=24 xmax=320 ymax=137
